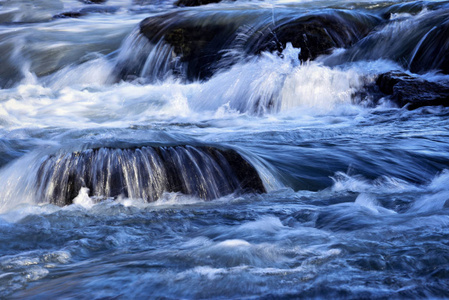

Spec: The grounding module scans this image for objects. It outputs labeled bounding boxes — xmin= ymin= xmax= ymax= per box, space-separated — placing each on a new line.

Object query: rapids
xmin=1 ymin=0 xmax=449 ymax=298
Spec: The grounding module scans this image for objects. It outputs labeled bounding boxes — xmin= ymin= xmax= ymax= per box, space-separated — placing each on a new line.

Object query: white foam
xmin=24 ymin=266 xmax=49 ymax=281
xmin=217 ymin=239 xmax=251 ymax=247
xmin=0 ymin=42 xmax=399 ymax=133
xmin=331 ymin=171 xmax=419 ymax=194
xmin=280 ymin=62 xmax=363 ymax=112
xmin=410 ymin=170 xmax=449 ymax=213
xmin=238 ymin=216 xmax=285 ymax=233
xmin=354 ymin=193 xmax=395 ymax=215
xmin=176 ymin=265 xmax=249 ymax=281
xmin=73 ymin=188 xmax=95 ymax=209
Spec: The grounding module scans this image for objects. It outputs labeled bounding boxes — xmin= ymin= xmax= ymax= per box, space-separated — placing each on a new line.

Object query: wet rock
xmin=80 ymin=0 xmax=108 ymax=3
xmin=409 ymin=20 xmax=449 ymax=75
xmin=216 ymin=148 xmax=265 ymax=193
xmin=140 ymin=12 xmax=240 ymax=80
xmin=138 ymin=10 xmax=380 ymax=81
xmin=80 ymin=5 xmax=120 ymax=14
xmin=257 ymin=12 xmax=381 ymax=62
xmin=54 ymin=5 xmax=119 ymax=19
xmin=36 ymin=146 xmax=266 ymax=206
xmin=54 ymin=12 xmax=86 ymax=19
xmin=175 ymin=0 xmax=222 ymax=6
xmin=331 ymin=7 xmax=449 ymax=75
xmin=380 ymin=1 xmax=449 ymax=19
xmin=376 ymin=71 xmax=449 ymax=109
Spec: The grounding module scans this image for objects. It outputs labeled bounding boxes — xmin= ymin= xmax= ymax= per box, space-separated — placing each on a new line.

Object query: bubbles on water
xmin=43 ymin=251 xmax=72 ymax=265
xmin=25 ymin=266 xmax=50 ymax=281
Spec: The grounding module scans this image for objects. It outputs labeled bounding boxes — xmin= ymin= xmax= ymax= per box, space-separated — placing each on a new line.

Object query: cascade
xmin=33 ymin=145 xmax=266 ymax=206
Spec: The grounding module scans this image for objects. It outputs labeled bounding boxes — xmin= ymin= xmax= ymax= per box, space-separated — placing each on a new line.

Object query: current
xmin=1 ymin=0 xmax=449 ymax=298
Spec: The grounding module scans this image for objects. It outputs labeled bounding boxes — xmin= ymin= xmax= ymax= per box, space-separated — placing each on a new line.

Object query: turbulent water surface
xmin=1 ymin=0 xmax=449 ymax=298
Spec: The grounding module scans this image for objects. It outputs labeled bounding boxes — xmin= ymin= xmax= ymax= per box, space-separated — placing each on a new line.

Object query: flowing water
xmin=1 ymin=0 xmax=449 ymax=298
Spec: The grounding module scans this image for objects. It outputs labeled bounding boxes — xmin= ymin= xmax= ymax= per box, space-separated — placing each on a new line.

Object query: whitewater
xmin=1 ymin=0 xmax=449 ymax=298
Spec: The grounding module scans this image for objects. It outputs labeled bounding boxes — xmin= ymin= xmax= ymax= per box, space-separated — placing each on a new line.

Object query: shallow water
xmin=1 ymin=0 xmax=449 ymax=298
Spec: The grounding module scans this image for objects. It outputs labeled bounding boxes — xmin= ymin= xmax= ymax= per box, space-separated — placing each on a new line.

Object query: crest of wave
xmin=192 ymin=44 xmax=368 ymax=115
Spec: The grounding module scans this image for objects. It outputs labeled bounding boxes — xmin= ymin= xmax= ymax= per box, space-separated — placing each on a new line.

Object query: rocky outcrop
xmin=36 ymin=146 xmax=266 ymax=206
xmin=376 ymin=71 xmax=449 ymax=109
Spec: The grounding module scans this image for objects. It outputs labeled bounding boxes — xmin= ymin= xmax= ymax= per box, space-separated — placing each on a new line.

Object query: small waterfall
xmin=409 ymin=18 xmax=449 ymax=74
xmin=115 ymin=29 xmax=182 ymax=82
xmin=20 ymin=145 xmax=266 ymax=206
xmin=324 ymin=5 xmax=449 ymax=74
xmin=140 ymin=40 xmax=182 ymax=80
xmin=114 ymin=8 xmax=380 ymax=83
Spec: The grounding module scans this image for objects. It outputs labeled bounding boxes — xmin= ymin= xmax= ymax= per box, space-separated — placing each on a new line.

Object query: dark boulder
xmin=379 ymin=1 xmax=429 ymax=19
xmin=136 ymin=10 xmax=380 ymax=81
xmin=409 ymin=19 xmax=449 ymax=75
xmin=256 ymin=12 xmax=381 ymax=62
xmin=379 ymin=1 xmax=449 ymax=19
xmin=139 ymin=11 xmax=243 ymax=81
xmin=327 ymin=6 xmax=449 ymax=75
xmin=54 ymin=12 xmax=86 ymax=18
xmin=175 ymin=0 xmax=222 ymax=7
xmin=36 ymin=145 xmax=266 ymax=206
xmin=79 ymin=0 xmax=108 ymax=4
xmin=376 ymin=71 xmax=449 ymax=109
xmin=54 ymin=5 xmax=119 ymax=19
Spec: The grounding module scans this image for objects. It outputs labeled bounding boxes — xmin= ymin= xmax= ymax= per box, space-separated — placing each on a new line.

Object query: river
xmin=1 ymin=0 xmax=449 ymax=298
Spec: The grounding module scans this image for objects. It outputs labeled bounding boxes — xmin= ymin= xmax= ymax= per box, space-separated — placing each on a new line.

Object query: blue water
xmin=1 ymin=0 xmax=449 ymax=298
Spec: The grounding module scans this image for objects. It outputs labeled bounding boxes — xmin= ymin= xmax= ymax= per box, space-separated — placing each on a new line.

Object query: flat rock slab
xmin=377 ymin=71 xmax=449 ymax=109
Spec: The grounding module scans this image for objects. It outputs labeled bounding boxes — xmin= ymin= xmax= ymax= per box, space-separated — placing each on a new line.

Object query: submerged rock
xmin=329 ymin=6 xmax=449 ymax=75
xmin=409 ymin=19 xmax=449 ymax=75
xmin=139 ymin=11 xmax=240 ymax=80
xmin=257 ymin=12 xmax=381 ymax=62
xmin=380 ymin=1 xmax=449 ymax=19
xmin=175 ymin=0 xmax=222 ymax=6
xmin=36 ymin=145 xmax=266 ymax=206
xmin=79 ymin=0 xmax=108 ymax=3
xmin=136 ymin=10 xmax=380 ymax=81
xmin=54 ymin=5 xmax=119 ymax=19
xmin=376 ymin=71 xmax=449 ymax=109
xmin=54 ymin=12 xmax=85 ymax=18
